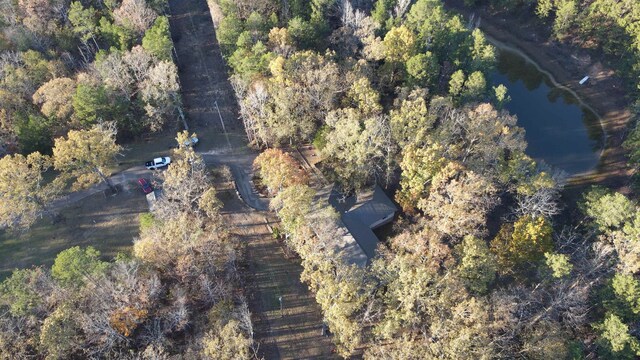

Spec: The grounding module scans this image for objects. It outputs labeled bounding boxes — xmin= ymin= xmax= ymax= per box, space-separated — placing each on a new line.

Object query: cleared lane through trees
xmin=167 ymin=0 xmax=339 ymax=358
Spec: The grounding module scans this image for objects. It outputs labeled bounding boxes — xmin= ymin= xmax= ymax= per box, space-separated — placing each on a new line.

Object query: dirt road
xmin=167 ymin=0 xmax=338 ymax=358
xmin=220 ymin=195 xmax=338 ymax=359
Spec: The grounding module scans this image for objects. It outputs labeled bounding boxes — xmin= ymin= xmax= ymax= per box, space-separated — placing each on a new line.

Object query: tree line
xmin=220 ymin=0 xmax=640 ymax=358
xmin=0 ymin=0 xmax=180 ymax=157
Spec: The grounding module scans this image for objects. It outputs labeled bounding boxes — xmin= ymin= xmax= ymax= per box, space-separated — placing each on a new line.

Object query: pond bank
xmin=443 ymin=0 xmax=634 ymax=194
xmin=488 ymin=34 xmax=604 ymax=134
xmin=492 ymin=48 xmax=604 ymax=175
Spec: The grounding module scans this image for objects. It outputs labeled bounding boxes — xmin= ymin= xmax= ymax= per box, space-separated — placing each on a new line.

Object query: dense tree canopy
xmin=2 ymin=0 xmax=640 ymax=358
xmin=52 ymin=123 xmax=122 ymax=190
xmin=221 ymin=0 xmax=636 ymax=357
xmin=142 ymin=15 xmax=173 ymax=61
xmin=253 ymin=148 xmax=308 ymax=194
xmin=0 ymin=152 xmax=64 ymax=229
xmin=50 ymin=246 xmax=108 ymax=288
xmin=491 ymin=215 xmax=554 ymax=275
xmin=0 ymin=0 xmax=181 ymax=155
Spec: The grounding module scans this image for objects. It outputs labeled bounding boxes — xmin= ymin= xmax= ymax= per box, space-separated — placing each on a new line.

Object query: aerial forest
xmin=0 ymin=0 xmax=251 ymax=358
xmin=217 ymin=0 xmax=640 ymax=358
xmin=0 ymin=0 xmax=640 ymax=358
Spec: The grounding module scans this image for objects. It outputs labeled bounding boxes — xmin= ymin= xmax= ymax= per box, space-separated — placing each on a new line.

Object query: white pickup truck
xmin=145 ymin=157 xmax=171 ymax=170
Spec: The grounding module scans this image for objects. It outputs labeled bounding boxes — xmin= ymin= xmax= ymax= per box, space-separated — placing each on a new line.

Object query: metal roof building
xmin=318 ymin=184 xmax=398 ymax=267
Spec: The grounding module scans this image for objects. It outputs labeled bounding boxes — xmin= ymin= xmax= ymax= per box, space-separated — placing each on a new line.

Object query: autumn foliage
xmin=110 ymin=307 xmax=148 ymax=337
xmin=253 ymin=148 xmax=308 ymax=194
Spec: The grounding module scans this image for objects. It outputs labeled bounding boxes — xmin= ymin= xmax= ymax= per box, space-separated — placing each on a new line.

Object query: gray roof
xmin=309 ymin=185 xmax=369 ymax=267
xmin=342 ymin=215 xmax=379 ymax=260
xmin=347 ymin=186 xmax=398 ymax=229
xmin=325 ymin=184 xmax=398 ymax=266
xmin=333 ymin=218 xmax=369 ymax=267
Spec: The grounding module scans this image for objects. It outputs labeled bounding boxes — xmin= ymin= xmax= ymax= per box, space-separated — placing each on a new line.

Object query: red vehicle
xmin=138 ymin=178 xmax=153 ymax=194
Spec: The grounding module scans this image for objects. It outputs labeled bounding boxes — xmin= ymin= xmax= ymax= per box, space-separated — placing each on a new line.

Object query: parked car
xmin=183 ymin=135 xmax=199 ymax=147
xmin=145 ymin=157 xmax=171 ymax=170
xmin=138 ymin=178 xmax=153 ymax=194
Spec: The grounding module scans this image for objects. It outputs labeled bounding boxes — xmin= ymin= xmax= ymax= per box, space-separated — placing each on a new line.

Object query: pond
xmin=491 ymin=48 xmax=604 ymax=175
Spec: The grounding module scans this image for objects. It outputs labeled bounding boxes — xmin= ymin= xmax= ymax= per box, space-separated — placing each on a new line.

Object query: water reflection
xmin=492 ymin=49 xmax=604 ymax=175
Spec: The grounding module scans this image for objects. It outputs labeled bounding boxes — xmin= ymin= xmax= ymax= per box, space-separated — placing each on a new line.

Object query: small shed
xmin=145 ymin=189 xmax=163 ymax=211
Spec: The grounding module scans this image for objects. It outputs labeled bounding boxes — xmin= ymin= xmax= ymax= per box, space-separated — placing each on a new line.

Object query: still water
xmin=492 ymin=49 xmax=604 ymax=175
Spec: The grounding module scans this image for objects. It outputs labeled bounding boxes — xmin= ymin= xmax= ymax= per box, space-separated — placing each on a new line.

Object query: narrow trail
xmin=167 ymin=0 xmax=338 ymax=358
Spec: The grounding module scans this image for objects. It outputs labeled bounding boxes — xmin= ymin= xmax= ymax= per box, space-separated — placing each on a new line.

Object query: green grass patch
xmin=312 ymin=125 xmax=329 ymax=151
xmin=0 ymin=187 xmax=149 ymax=280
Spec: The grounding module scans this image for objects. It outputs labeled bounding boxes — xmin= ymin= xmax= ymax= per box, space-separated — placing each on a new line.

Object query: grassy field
xmin=0 ymin=182 xmax=149 ymax=280
xmin=0 ymin=124 xmax=231 ymax=281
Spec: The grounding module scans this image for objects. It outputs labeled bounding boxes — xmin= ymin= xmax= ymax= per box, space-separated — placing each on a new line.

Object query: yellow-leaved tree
xmin=0 ymin=152 xmax=64 ymax=229
xmin=53 ymin=122 xmax=122 ymax=191
xmin=491 ymin=215 xmax=554 ymax=275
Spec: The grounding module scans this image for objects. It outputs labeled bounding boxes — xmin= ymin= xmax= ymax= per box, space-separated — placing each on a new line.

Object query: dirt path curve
xmin=444 ymin=0 xmax=634 ymax=193
xmin=167 ymin=0 xmax=338 ymax=358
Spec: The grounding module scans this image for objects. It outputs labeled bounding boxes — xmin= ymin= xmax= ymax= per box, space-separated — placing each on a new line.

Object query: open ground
xmin=0 ymin=182 xmax=147 ymax=279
